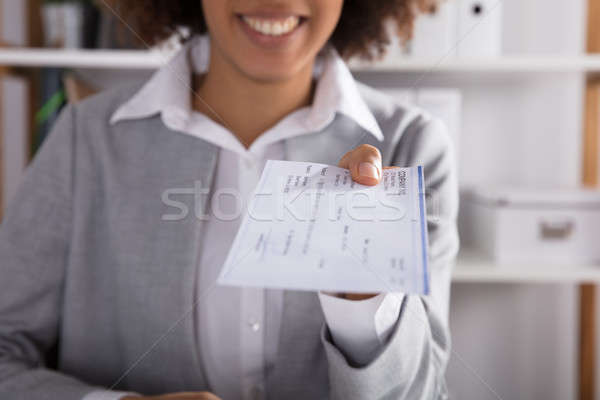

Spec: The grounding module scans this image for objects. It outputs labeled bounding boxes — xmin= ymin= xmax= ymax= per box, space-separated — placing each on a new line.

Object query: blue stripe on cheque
xmin=417 ymin=165 xmax=429 ymax=295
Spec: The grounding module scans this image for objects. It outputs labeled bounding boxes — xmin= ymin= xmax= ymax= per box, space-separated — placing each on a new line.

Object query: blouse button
xmin=249 ymin=321 xmax=260 ymax=332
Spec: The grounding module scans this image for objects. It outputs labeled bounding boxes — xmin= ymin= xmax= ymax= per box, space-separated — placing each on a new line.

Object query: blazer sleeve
xmin=0 ymin=105 xmax=100 ymax=399
xmin=321 ymin=116 xmax=459 ymax=400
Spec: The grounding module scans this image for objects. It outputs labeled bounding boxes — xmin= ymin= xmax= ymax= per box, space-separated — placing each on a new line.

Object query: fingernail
xmin=358 ymin=162 xmax=379 ymax=179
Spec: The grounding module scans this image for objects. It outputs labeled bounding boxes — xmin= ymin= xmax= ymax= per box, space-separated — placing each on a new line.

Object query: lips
xmin=241 ymin=15 xmax=301 ymax=36
xmin=235 ymin=12 xmax=307 ymax=50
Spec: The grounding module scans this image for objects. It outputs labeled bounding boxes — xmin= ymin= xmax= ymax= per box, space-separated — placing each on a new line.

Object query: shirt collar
xmin=110 ymin=36 xmax=383 ymax=142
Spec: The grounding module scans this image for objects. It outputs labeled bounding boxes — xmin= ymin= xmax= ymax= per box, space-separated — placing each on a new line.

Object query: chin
xmin=237 ymin=55 xmax=308 ymax=83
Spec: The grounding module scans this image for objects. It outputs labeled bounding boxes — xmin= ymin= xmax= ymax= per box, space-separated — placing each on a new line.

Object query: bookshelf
xmin=3 ymin=48 xmax=600 ymax=74
xmin=352 ymin=55 xmax=600 ymax=74
xmin=454 ymin=249 xmax=600 ymax=284
xmin=579 ymin=0 xmax=600 ymax=397
xmin=1 ymin=48 xmax=596 ymax=287
xmin=0 ymin=33 xmax=596 ymax=290
xmin=3 ymin=45 xmax=596 ymax=287
xmin=0 ymin=48 xmax=167 ymax=69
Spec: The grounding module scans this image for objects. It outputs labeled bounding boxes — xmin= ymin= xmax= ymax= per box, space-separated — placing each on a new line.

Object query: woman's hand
xmin=337 ymin=144 xmax=384 ymax=301
xmin=338 ymin=144 xmax=383 ymax=186
xmin=122 ymin=392 xmax=221 ymax=400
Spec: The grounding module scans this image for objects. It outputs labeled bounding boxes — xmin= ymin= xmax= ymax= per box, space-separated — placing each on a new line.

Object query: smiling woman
xmin=112 ymin=0 xmax=436 ymax=60
xmin=0 ymin=0 xmax=459 ymax=400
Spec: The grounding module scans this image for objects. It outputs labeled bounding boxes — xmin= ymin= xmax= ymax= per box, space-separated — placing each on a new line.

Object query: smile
xmin=240 ymin=15 xmax=302 ymax=37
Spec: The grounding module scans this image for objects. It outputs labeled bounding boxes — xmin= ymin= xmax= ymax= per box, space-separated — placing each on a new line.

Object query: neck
xmin=193 ymin=42 xmax=315 ymax=148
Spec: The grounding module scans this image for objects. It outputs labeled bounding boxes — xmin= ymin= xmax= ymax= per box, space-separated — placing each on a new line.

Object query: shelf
xmin=1 ymin=48 xmax=600 ymax=74
xmin=351 ymin=55 xmax=600 ymax=73
xmin=0 ymin=48 xmax=169 ymax=69
xmin=453 ymin=248 xmax=600 ymax=284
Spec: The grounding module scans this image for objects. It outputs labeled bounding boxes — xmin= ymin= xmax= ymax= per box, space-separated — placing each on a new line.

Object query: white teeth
xmin=242 ymin=15 xmax=300 ymax=36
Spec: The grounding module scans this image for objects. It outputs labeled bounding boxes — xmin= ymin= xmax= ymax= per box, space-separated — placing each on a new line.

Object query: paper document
xmin=218 ymin=160 xmax=430 ymax=294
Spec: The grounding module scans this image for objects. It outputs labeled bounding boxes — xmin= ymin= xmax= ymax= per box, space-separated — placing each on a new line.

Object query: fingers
xmin=147 ymin=392 xmax=223 ymax=400
xmin=196 ymin=393 xmax=222 ymax=400
xmin=338 ymin=144 xmax=382 ymax=186
xmin=344 ymin=293 xmax=378 ymax=300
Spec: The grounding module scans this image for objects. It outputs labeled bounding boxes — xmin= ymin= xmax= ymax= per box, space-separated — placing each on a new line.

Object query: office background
xmin=0 ymin=0 xmax=599 ymax=399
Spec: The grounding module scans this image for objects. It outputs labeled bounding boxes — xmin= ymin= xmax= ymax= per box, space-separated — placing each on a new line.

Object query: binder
xmin=411 ymin=1 xmax=458 ymax=58
xmin=456 ymin=0 xmax=502 ymax=57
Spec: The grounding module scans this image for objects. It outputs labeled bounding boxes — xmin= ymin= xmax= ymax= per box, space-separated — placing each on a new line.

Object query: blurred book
xmin=40 ymin=0 xmax=101 ymax=49
xmin=41 ymin=1 xmax=85 ymax=48
xmin=0 ymin=0 xmax=26 ymax=46
xmin=33 ymin=68 xmax=65 ymax=153
xmin=34 ymin=1 xmax=92 ymax=152
xmin=81 ymin=1 xmax=101 ymax=48
xmin=34 ymin=0 xmax=140 ymax=152
xmin=40 ymin=0 xmax=140 ymax=50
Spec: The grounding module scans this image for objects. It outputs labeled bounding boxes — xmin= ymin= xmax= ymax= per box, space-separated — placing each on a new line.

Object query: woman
xmin=0 ymin=1 xmax=458 ymax=399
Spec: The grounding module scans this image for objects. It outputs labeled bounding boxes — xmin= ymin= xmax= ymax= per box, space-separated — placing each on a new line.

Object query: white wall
xmin=356 ymin=0 xmax=587 ymax=398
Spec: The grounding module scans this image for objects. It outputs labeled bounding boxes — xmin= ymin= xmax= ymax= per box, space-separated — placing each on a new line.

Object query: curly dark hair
xmin=107 ymin=0 xmax=439 ymax=59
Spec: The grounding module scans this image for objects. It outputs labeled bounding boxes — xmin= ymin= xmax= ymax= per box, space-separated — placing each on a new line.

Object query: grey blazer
xmin=0 ymin=81 xmax=458 ymax=400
